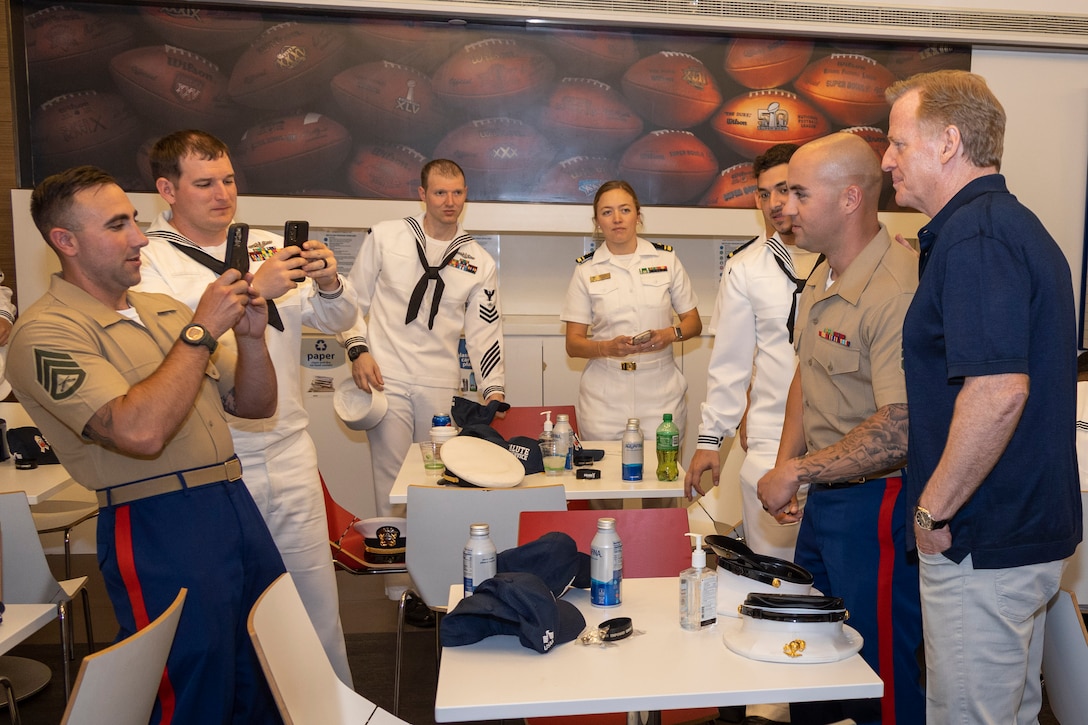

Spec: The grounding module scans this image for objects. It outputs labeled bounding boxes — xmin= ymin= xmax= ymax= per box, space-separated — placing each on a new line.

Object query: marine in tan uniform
xmin=756 ymin=134 xmax=923 ymax=725
xmin=7 ymin=166 xmax=286 ymax=725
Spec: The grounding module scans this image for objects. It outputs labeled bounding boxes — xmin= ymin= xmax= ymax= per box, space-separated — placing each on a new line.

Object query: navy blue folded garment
xmin=440 ymin=571 xmax=585 ymax=653
xmin=497 ymin=531 xmax=590 ymax=594
xmin=451 ymin=396 xmax=511 ymax=427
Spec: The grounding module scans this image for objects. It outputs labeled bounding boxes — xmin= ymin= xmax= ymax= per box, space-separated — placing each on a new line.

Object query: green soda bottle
xmin=655 ymin=413 xmax=680 ymax=481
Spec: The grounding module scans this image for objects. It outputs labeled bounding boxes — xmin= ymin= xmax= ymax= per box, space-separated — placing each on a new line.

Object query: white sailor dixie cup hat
xmin=439 ymin=436 xmax=525 ymax=489
xmin=333 ymin=371 xmax=389 ymax=430
xmin=705 ymin=535 xmax=815 ymax=617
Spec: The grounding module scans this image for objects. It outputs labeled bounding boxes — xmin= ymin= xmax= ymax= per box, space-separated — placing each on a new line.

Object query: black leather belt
xmin=813 ymin=475 xmax=885 ymax=490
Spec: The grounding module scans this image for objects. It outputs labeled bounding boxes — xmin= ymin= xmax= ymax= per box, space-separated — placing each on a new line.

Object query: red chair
xmin=491 ymin=405 xmax=578 ymax=441
xmin=519 ymin=508 xmax=692 ymax=578
xmin=517 ymin=508 xmax=719 ymax=725
xmin=321 ymin=475 xmax=406 ymax=575
xmin=493 ymin=406 xmax=590 ymax=510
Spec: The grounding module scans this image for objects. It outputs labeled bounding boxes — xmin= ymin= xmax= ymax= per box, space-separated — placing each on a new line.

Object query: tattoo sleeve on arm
xmin=793 ymin=403 xmax=909 ymax=484
xmin=82 ymin=405 xmax=119 ymax=449
xmin=221 ymin=389 xmax=238 ymax=416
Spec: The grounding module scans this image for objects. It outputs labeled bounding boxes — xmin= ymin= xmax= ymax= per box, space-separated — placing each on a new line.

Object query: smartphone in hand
xmin=226 ymin=223 xmax=250 ymax=275
xmin=284 ymin=220 xmax=309 ymax=248
xmin=631 ymin=329 xmax=652 ymax=345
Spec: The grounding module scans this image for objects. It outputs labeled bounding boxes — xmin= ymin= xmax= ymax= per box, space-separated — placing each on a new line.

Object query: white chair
xmin=368 ymin=707 xmax=412 ymax=723
xmin=0 ymin=491 xmax=94 ymax=698
xmin=1042 ymin=589 xmax=1088 ymax=724
xmin=31 ymin=481 xmax=99 ymax=666
xmin=394 ymin=483 xmax=567 ymax=715
xmin=31 ymin=481 xmax=98 ymax=580
xmin=60 ymin=588 xmax=185 ymax=725
xmin=248 ymin=573 xmax=412 ymax=724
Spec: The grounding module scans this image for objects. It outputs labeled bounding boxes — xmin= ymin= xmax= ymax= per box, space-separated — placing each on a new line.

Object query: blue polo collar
xmin=917 ymin=174 xmax=1008 ymax=272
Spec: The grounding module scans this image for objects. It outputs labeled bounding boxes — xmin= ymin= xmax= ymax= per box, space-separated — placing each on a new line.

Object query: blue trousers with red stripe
xmin=97 ymin=478 xmax=286 ymax=725
xmin=789 ymin=477 xmax=924 ymax=725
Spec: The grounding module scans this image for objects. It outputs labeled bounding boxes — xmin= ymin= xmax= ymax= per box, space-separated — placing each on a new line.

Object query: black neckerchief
xmin=147 ymin=229 xmax=284 ymax=332
xmin=766 ymin=237 xmax=823 ymax=344
xmin=403 ymin=216 xmax=474 ymax=329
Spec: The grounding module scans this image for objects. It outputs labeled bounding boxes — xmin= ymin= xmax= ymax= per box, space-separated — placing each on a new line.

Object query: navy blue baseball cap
xmin=440 ymin=571 xmax=586 ymax=653
xmin=498 ymin=532 xmax=591 ymax=595
xmin=458 ymin=423 xmax=545 ymax=475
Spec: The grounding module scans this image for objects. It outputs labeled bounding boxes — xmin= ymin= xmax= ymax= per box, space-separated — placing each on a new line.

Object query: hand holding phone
xmin=631 ymin=329 xmax=653 ymax=345
xmin=284 ymin=220 xmax=309 ymax=248
xmin=226 ymin=223 xmax=250 ymax=276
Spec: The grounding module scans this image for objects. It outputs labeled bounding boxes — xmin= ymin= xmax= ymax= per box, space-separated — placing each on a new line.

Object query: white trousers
xmin=367 ymin=377 xmax=457 ymax=518
xmin=739 ymin=437 xmax=805 ymax=561
xmin=919 ymin=551 xmax=1064 ymax=725
xmin=240 ymin=431 xmax=352 ymax=685
xmin=577 ymin=357 xmax=687 ymax=441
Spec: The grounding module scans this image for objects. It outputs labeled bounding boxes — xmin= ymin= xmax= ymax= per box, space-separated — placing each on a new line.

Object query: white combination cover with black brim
xmin=439 ymin=436 xmax=525 ymax=488
xmin=332 ymin=369 xmax=389 ymax=430
xmin=721 ymin=593 xmax=863 ymax=664
xmin=705 ymin=534 xmax=814 ymax=616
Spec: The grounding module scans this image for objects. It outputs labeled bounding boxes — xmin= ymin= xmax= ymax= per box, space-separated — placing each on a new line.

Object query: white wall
xmin=971 ymin=49 xmax=1088 ymax=320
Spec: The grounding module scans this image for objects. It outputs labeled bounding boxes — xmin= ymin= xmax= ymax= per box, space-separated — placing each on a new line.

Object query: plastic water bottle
xmin=656 ymin=413 xmax=680 ymax=481
xmin=462 ymin=523 xmax=496 ymax=597
xmin=590 ymin=517 xmax=623 ymax=607
xmin=554 ymin=414 xmax=574 ymax=471
xmin=621 ymin=418 xmax=643 ymax=481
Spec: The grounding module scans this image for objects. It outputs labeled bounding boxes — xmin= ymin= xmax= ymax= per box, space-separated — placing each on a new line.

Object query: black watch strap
xmin=180 ymin=323 xmax=217 ymax=353
xmin=347 ymin=344 xmax=369 ymax=362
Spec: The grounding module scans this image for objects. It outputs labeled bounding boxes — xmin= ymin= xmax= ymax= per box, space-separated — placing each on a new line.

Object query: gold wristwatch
xmin=914 ymin=506 xmax=950 ymax=531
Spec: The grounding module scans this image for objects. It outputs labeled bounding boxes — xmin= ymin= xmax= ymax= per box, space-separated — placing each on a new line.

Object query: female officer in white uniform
xmin=561 ymin=180 xmax=701 ymax=442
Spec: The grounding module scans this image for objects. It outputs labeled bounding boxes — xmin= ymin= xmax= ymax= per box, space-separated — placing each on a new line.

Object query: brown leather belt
xmin=97 ymin=457 xmax=243 ymax=507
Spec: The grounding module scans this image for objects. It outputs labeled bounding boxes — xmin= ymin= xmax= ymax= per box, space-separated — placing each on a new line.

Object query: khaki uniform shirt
xmin=7 ymin=274 xmax=236 ymax=490
xmin=795 ymin=226 xmax=917 ymax=471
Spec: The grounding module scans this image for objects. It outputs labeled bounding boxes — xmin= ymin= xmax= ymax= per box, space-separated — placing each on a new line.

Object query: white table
xmin=390 ymin=440 xmax=684 ymax=504
xmin=0 ymin=605 xmax=56 ymax=658
xmin=435 ymin=577 xmax=883 ymax=722
xmin=0 ymin=603 xmax=60 ymax=708
xmin=0 ymin=402 xmax=76 ymax=504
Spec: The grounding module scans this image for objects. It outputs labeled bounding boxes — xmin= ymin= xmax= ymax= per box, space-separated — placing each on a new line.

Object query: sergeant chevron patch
xmin=479 ymin=304 xmax=499 ymax=324
xmin=35 ymin=349 xmax=86 ymax=400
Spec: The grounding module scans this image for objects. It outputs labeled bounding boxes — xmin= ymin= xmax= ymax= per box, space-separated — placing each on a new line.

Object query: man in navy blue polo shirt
xmin=884 ymin=70 xmax=1081 ymax=723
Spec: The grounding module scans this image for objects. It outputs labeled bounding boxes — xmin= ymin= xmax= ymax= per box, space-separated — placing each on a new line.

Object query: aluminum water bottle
xmin=554 ymin=414 xmax=574 ymax=470
xmin=463 ymin=523 xmax=496 ymax=597
xmin=621 ymin=418 xmax=644 ymax=481
xmin=590 ymin=517 xmax=623 ymax=607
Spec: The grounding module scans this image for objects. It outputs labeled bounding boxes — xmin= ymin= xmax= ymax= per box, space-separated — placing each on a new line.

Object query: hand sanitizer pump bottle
xmin=680 ymin=533 xmax=717 ymax=631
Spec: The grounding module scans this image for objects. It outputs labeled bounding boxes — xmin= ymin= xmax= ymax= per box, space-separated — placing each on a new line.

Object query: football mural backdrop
xmin=20 ymin=2 xmax=971 ymax=209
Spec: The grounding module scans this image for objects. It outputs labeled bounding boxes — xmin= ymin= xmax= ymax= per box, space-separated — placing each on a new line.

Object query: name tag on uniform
xmin=639 ymin=266 xmax=667 ymax=274
xmin=590 ymin=273 xmax=611 ymax=282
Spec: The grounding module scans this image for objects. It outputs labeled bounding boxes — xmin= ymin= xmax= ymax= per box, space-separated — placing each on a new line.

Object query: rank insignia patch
xmin=35 ymin=349 xmax=86 ymax=400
